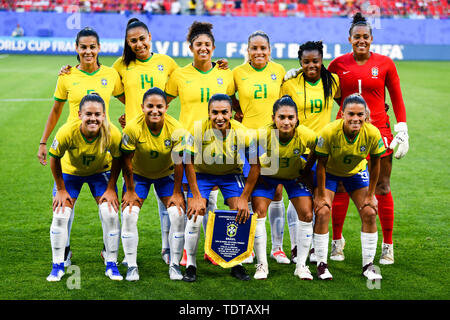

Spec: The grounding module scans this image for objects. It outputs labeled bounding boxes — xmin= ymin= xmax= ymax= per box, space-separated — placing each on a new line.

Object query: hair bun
xmin=127 ymin=18 xmax=140 ymax=26
xmin=352 ymin=12 xmax=367 ymax=24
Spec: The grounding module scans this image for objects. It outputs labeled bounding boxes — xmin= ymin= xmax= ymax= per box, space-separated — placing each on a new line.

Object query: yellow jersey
xmin=315 ymin=119 xmax=386 ymax=177
xmin=165 ymin=63 xmax=235 ymax=130
xmin=49 ymin=121 xmax=122 ymax=176
xmin=280 ymin=73 xmax=340 ymax=133
xmin=258 ymin=124 xmax=317 ymax=179
xmin=53 ymin=65 xmax=124 ymax=122
xmin=120 ymin=113 xmax=185 ymax=180
xmin=112 ymin=53 xmax=178 ymax=122
xmin=185 ymin=118 xmax=255 ymax=175
xmin=233 ymin=61 xmax=285 ymax=129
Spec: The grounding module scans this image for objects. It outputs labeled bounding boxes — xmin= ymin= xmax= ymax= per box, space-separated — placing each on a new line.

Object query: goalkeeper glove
xmin=389 ymin=122 xmax=409 ymax=159
xmin=283 ymin=67 xmax=302 ymax=81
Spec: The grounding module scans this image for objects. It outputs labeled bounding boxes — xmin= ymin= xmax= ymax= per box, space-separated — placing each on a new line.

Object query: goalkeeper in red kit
xmin=326 ymin=13 xmax=409 ymax=265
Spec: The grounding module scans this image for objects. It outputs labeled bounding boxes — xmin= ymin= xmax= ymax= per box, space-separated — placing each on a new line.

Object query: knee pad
xmin=121 ymin=205 xmax=140 ymax=234
xmin=50 ymin=207 xmax=71 ymax=248
xmin=168 ymin=206 xmax=185 ymax=233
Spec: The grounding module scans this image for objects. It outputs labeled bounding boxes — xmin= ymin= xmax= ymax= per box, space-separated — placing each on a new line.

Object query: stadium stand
xmin=0 ymin=0 xmax=447 ymax=18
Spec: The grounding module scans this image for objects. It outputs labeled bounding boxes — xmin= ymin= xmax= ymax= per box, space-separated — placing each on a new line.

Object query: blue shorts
xmin=252 ymin=176 xmax=312 ymax=200
xmin=314 ymin=168 xmax=370 ymax=193
xmin=53 ymin=171 xmax=112 ymax=199
xmin=123 ymin=173 xmax=177 ymax=199
xmin=187 ymin=172 xmax=245 ymax=202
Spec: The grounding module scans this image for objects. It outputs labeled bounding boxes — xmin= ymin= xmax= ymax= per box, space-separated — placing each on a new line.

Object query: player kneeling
xmin=183 ymin=94 xmax=260 ymax=282
xmin=313 ymin=94 xmax=385 ymax=280
xmin=46 ymin=93 xmax=122 ymax=281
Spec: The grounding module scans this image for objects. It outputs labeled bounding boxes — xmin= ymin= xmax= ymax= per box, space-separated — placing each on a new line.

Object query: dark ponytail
xmin=123 ymin=18 xmax=150 ymax=67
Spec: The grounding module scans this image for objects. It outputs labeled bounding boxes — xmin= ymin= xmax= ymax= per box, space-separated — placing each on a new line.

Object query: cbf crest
xmin=164 ymin=138 xmax=171 ymax=148
xmin=360 ymin=145 xmax=367 ymax=152
xmin=101 ymin=78 xmax=108 ymax=87
xmin=371 ymin=67 xmax=379 ymax=77
xmin=158 ymin=64 xmax=164 ymax=72
xmin=227 ymin=222 xmax=238 ymax=237
xmin=271 ymin=73 xmax=277 ymax=81
xmin=205 ymin=210 xmax=257 ymax=268
xmin=217 ymin=77 xmax=223 ymax=85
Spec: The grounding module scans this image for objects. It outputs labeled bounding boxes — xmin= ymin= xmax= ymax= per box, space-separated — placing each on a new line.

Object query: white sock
xmin=310 ymin=212 xmax=316 ymax=251
xmin=168 ymin=206 xmax=185 ymax=266
xmin=268 ymin=199 xmax=285 ymax=252
xmin=361 ymin=231 xmax=378 ymax=267
xmin=184 ymin=215 xmax=204 ymax=268
xmin=254 ymin=217 xmax=268 ymax=266
xmin=297 ymin=221 xmax=313 ymax=266
xmin=155 ymin=189 xmax=170 ymax=250
xmin=50 ymin=207 xmax=72 ymax=264
xmin=313 ymin=232 xmax=329 ymax=265
xmin=286 ymin=201 xmax=299 ymax=250
xmin=99 ymin=202 xmax=120 ymax=263
xmin=203 ymin=189 xmax=218 ymax=236
xmin=66 ymin=206 xmax=75 ymax=247
xmin=121 ymin=206 xmax=140 ymax=267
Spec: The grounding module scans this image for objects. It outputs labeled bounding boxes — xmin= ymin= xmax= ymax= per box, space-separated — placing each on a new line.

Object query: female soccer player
xmin=327 ymin=13 xmax=408 ymax=264
xmin=38 ymin=27 xmax=124 ymax=165
xmin=46 ymin=93 xmax=122 ymax=282
xmin=251 ymin=96 xmax=317 ymax=280
xmin=232 ymin=31 xmax=291 ymax=265
xmin=38 ymin=27 xmax=124 ymax=267
xmin=313 ymin=93 xmax=385 ymax=280
xmin=281 ymin=40 xmax=340 ymax=263
xmin=183 ymin=94 xmax=259 ymax=282
xmin=113 ymin=17 xmax=179 ymax=265
xmin=165 ymin=21 xmax=236 ymax=265
xmin=120 ymin=87 xmax=186 ymax=281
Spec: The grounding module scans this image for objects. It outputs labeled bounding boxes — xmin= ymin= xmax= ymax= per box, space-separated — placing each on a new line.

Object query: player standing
xmin=251 ymin=96 xmax=317 ymax=280
xmin=165 ymin=21 xmax=236 ymax=266
xmin=183 ymin=94 xmax=259 ymax=282
xmin=38 ymin=27 xmax=124 ymax=267
xmin=119 ymin=88 xmax=185 ymax=281
xmin=232 ymin=31 xmax=292 ymax=265
xmin=313 ymin=94 xmax=385 ymax=280
xmin=280 ymin=40 xmax=340 ymax=263
xmin=327 ymin=13 xmax=409 ymax=264
xmin=46 ymin=93 xmax=122 ymax=281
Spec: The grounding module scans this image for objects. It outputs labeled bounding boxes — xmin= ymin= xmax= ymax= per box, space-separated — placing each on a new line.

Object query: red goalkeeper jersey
xmin=328 ymin=52 xmax=406 ymax=128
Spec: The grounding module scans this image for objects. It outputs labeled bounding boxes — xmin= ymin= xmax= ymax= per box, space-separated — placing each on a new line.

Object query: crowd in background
xmin=1 ymin=0 xmax=448 ymax=18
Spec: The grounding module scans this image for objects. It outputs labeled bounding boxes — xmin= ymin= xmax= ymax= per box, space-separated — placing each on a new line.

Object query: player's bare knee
xmin=299 ymin=211 xmax=313 ymax=223
xmin=361 ymin=207 xmax=377 ymax=224
xmin=376 ymin=181 xmax=391 ymax=195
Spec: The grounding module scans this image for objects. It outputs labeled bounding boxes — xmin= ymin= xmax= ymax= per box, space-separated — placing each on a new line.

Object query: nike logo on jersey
xmin=186 ymin=80 xmax=194 ymax=84
xmin=241 ymin=77 xmax=248 ymax=81
xmin=72 ymin=82 xmax=80 ymax=85
xmin=343 ymin=71 xmax=350 ymax=74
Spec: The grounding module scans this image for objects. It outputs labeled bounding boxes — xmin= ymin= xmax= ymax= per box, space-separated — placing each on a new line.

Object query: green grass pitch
xmin=0 ymin=54 xmax=448 ymax=300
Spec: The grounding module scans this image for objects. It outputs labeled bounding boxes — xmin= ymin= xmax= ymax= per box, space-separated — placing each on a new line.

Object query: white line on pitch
xmin=0 ymin=98 xmax=52 ymax=102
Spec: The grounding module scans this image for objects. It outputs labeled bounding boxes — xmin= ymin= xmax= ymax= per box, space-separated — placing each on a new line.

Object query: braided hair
xmin=297 ymin=40 xmax=337 ymax=119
